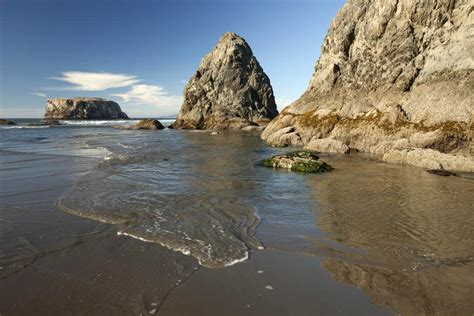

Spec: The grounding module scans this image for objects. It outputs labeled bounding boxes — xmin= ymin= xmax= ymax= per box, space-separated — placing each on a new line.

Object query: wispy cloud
xmin=111 ymin=84 xmax=182 ymax=117
xmin=51 ymin=71 xmax=140 ymax=91
xmin=32 ymin=92 xmax=46 ymax=97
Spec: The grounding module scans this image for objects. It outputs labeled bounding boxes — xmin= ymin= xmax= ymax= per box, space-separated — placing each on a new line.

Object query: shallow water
xmin=1 ymin=121 xmax=473 ymax=314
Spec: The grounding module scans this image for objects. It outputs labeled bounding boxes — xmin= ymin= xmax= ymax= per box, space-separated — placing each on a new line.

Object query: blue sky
xmin=0 ymin=0 xmax=346 ymax=118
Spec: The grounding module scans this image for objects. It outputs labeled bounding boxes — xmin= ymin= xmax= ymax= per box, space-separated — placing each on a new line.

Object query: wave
xmin=59 ymin=120 xmax=139 ymax=126
xmin=0 ymin=125 xmax=50 ymax=129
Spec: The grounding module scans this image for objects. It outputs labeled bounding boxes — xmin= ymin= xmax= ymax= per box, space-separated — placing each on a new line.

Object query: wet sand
xmin=0 ymin=149 xmax=388 ymax=315
xmin=1 ymin=127 xmax=474 ymax=315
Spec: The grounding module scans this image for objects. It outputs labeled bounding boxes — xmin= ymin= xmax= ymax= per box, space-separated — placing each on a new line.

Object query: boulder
xmin=262 ymin=0 xmax=473 ymax=171
xmin=260 ymin=151 xmax=333 ymax=173
xmin=171 ymin=32 xmax=278 ymax=130
xmin=115 ymin=119 xmax=165 ymax=130
xmin=304 ymin=138 xmax=350 ymax=154
xmin=44 ymin=98 xmax=128 ymax=119
xmin=132 ymin=119 xmax=165 ymax=130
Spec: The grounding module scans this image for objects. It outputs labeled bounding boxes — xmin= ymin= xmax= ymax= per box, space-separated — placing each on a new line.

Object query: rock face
xmin=261 ymin=151 xmax=333 ymax=173
xmin=262 ymin=0 xmax=473 ymax=171
xmin=44 ymin=98 xmax=128 ymax=119
xmin=172 ymin=32 xmax=278 ymax=130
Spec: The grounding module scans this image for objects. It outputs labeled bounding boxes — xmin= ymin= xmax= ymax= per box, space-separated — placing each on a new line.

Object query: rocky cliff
xmin=262 ymin=0 xmax=474 ymax=171
xmin=171 ymin=32 xmax=278 ymax=130
xmin=44 ymin=98 xmax=129 ymax=119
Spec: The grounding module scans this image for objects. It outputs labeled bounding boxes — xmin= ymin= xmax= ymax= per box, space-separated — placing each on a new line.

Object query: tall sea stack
xmin=172 ymin=32 xmax=278 ymax=130
xmin=262 ymin=0 xmax=473 ymax=171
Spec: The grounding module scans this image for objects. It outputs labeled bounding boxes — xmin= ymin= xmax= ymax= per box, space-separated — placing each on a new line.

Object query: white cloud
xmin=111 ymin=84 xmax=183 ymax=117
xmin=51 ymin=71 xmax=140 ymax=91
xmin=275 ymin=98 xmax=294 ymax=111
xmin=32 ymin=92 xmax=46 ymax=97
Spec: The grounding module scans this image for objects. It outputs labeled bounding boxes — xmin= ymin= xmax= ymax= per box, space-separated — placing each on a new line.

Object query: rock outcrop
xmin=171 ymin=32 xmax=278 ymax=130
xmin=262 ymin=0 xmax=473 ymax=171
xmin=44 ymin=98 xmax=128 ymax=119
xmin=0 ymin=119 xmax=16 ymax=125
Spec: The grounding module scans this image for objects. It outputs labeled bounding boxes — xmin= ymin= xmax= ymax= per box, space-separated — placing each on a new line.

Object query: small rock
xmin=265 ymin=285 xmax=273 ymax=290
xmin=257 ymin=270 xmax=264 ymax=274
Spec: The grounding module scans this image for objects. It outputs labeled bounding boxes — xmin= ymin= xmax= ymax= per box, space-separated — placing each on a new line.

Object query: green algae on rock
xmin=261 ymin=151 xmax=333 ymax=173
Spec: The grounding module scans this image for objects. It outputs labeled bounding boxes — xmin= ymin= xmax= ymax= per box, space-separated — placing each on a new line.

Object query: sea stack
xmin=44 ymin=98 xmax=129 ymax=119
xmin=171 ymin=32 xmax=278 ymax=130
xmin=262 ymin=0 xmax=474 ymax=171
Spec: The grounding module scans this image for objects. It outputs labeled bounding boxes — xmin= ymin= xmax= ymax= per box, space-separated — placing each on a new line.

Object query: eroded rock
xmin=172 ymin=32 xmax=278 ymax=130
xmin=262 ymin=0 xmax=473 ymax=171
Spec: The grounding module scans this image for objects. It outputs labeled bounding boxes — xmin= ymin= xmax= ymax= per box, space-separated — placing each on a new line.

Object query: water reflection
xmin=307 ymin=155 xmax=474 ymax=313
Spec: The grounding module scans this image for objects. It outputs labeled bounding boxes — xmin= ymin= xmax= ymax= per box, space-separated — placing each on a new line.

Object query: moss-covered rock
xmin=260 ymin=151 xmax=333 ymax=173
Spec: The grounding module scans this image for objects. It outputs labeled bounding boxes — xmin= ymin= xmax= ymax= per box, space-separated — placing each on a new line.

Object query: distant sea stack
xmin=262 ymin=0 xmax=474 ymax=171
xmin=171 ymin=32 xmax=278 ymax=130
xmin=44 ymin=98 xmax=129 ymax=120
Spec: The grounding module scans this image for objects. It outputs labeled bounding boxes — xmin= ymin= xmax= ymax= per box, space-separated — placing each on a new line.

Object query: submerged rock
xmin=262 ymin=0 xmax=473 ymax=171
xmin=32 ymin=120 xmax=61 ymax=126
xmin=427 ymin=169 xmax=458 ymax=177
xmin=0 ymin=119 xmax=16 ymax=125
xmin=172 ymin=32 xmax=278 ymax=130
xmin=44 ymin=98 xmax=129 ymax=119
xmin=261 ymin=151 xmax=333 ymax=173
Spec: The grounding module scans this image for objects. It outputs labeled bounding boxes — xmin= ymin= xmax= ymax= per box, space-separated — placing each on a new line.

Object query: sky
xmin=0 ymin=0 xmax=346 ymax=118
